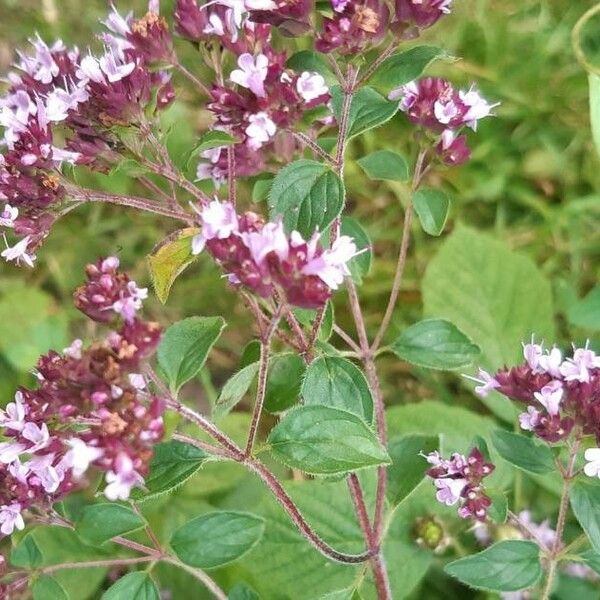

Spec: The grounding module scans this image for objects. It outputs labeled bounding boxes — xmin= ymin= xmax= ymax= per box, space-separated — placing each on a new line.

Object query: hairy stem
xmin=371 ymin=149 xmax=428 ymax=352
xmin=175 ymin=62 xmax=212 ymax=96
xmin=541 ymin=436 xmax=581 ymax=599
xmin=162 ymin=557 xmax=228 ymax=600
xmin=245 ymin=305 xmax=283 ymax=456
xmin=68 ymin=187 xmax=195 ymax=225
xmin=173 ymin=417 xmax=374 ymax=564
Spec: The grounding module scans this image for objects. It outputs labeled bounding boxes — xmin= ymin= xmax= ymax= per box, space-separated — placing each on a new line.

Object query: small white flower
xmin=302 ymin=236 xmax=360 ymax=290
xmin=61 ymin=438 xmax=104 ymax=478
xmin=434 ymin=478 xmax=467 ymax=506
xmin=296 ymin=72 xmax=329 ymax=102
xmin=245 ymin=112 xmax=276 ymax=149
xmin=462 ymin=368 xmax=500 ymax=398
xmin=1 ymin=236 xmax=36 ymax=268
xmin=63 ymin=339 xmax=83 ymax=360
xmin=0 ymin=391 xmax=27 ymax=431
xmin=584 ymin=448 xmax=600 ymax=478
xmin=0 ymin=503 xmax=25 ymax=536
xmin=104 ymin=453 xmax=144 ymax=501
xmin=99 ymin=49 xmax=136 ymax=83
xmin=519 ymin=406 xmax=541 ymax=431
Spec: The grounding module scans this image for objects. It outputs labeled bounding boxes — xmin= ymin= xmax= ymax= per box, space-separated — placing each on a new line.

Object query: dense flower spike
xmin=316 ymin=0 xmax=390 ymax=54
xmin=389 ymin=77 xmax=497 ymax=165
xmin=0 ymin=259 xmax=163 ymax=537
xmin=0 ymin=2 xmax=175 ymax=267
xmin=191 ymin=200 xmax=360 ymax=308
xmin=423 ymin=447 xmax=495 ymax=521
xmin=466 ymin=338 xmax=600 ymax=444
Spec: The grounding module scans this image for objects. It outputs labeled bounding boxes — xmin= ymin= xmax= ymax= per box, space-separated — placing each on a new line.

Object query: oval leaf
xmin=268 ymin=405 xmax=390 ymax=475
xmin=268 ymin=159 xmax=344 ymax=238
xmin=264 ymin=353 xmax=306 ymax=413
xmin=147 ymin=228 xmax=200 ymax=304
xmin=571 ymin=480 xmax=600 ymax=554
xmin=370 ymin=46 xmax=444 ymax=94
xmin=33 ymin=576 xmax=69 ymax=600
xmin=387 ymin=433 xmax=439 ymax=505
xmin=391 ymin=319 xmax=480 ymax=370
xmin=413 ymin=188 xmax=450 ymax=237
xmin=357 ymin=150 xmax=409 ymax=182
xmin=491 ymin=430 xmax=555 ymax=475
xmin=302 ymin=356 xmax=373 ymax=422
xmin=102 ymin=572 xmax=160 ymax=600
xmin=131 ymin=440 xmax=208 ymax=502
xmin=77 ymin=504 xmax=146 ymax=546
xmin=158 ymin=316 xmax=226 ymax=392
xmin=445 ymin=540 xmax=542 ymax=592
xmin=214 ymin=362 xmax=259 ymax=420
xmin=171 ymin=511 xmax=265 ymax=569
xmin=330 ymin=86 xmax=398 ymax=140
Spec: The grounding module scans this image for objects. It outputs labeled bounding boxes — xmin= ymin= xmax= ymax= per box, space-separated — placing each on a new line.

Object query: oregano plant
xmin=0 ymin=1 xmax=599 ymax=599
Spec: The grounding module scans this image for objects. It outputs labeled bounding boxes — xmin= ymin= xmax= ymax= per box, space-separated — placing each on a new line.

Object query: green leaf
xmin=131 ymin=440 xmax=208 ymax=501
xmin=293 ymin=302 xmax=334 ymax=342
xmin=567 ymin=286 xmax=600 ymax=330
xmin=330 ymin=86 xmax=398 ymax=140
xmin=357 ymin=150 xmax=409 ymax=182
xmin=158 ymin=316 xmax=226 ymax=392
xmin=487 ymin=490 xmax=508 ymax=524
xmin=76 ymin=503 xmax=146 ymax=546
xmin=446 ymin=540 xmax=542 ymax=591
xmin=581 ymin=549 xmax=600 ymax=576
xmin=171 ymin=511 xmax=265 ymax=569
xmin=390 ymin=319 xmax=480 ymax=370
xmin=11 ymin=533 xmax=43 ymax=568
xmin=33 ymin=576 xmax=69 ymax=600
xmin=102 ymin=572 xmax=160 ymax=600
xmin=268 ymin=159 xmax=345 ymax=238
xmin=264 ymin=353 xmax=306 ymax=413
xmin=423 ymin=226 xmax=555 ymax=420
xmin=147 ymin=228 xmax=200 ymax=304
xmin=491 ymin=430 xmax=555 ymax=475
xmin=369 ymin=46 xmax=444 ymax=95
xmin=186 ymin=130 xmax=237 ymax=168
xmin=228 ymin=583 xmax=260 ymax=600
xmin=340 ymin=217 xmax=372 ymax=284
xmin=387 ymin=434 xmax=439 ymax=505
xmin=0 ymin=283 xmax=68 ymax=371
xmin=214 ymin=362 xmax=259 ymax=419
xmin=239 ymin=477 xmax=435 ymax=599
xmin=571 ymin=480 xmax=600 ymax=554
xmin=413 ymin=188 xmax=451 ymax=236
xmin=589 ymin=74 xmax=600 ymax=159
xmin=268 ymin=405 xmax=390 ymax=475
xmin=301 ymin=356 xmax=373 ymax=422
xmin=252 ymin=177 xmax=273 ymax=203
xmin=286 ymin=50 xmax=336 ymax=85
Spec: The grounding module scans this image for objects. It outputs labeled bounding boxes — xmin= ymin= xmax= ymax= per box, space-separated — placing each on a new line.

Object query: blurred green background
xmin=2 ymin=1 xmax=600 ymax=598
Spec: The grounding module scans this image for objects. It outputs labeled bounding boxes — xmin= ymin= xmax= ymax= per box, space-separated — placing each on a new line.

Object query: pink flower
xmin=519 ymin=406 xmax=541 ymax=431
xmin=534 ymin=381 xmax=563 ymax=416
xmin=104 ymin=453 xmax=144 ymax=501
xmin=463 ymin=368 xmax=500 ymax=397
xmin=22 ymin=422 xmax=50 ymax=453
xmin=242 ymin=221 xmax=289 ymax=264
xmin=192 ymin=200 xmax=239 ymax=255
xmin=230 ymin=53 xmax=269 ymax=98
xmin=0 ymin=503 xmax=24 ymax=536
xmin=302 ymin=236 xmax=358 ymax=290
xmin=61 ymin=438 xmax=104 ymax=478
xmin=296 ymin=72 xmax=329 ymax=102
xmin=434 ymin=477 xmax=466 ymax=506
xmin=0 ymin=205 xmax=18 ymax=229
xmin=0 ymin=441 xmax=26 ymax=464
xmin=560 ymin=343 xmax=600 ymax=383
xmin=99 ymin=49 xmax=136 ymax=83
xmin=460 ymin=86 xmax=499 ymax=131
xmin=538 ymin=347 xmax=562 ymax=378
xmin=27 ymin=453 xmax=62 ymax=493
xmin=0 ymin=392 xmax=26 ymax=431
xmin=63 ymin=339 xmax=83 ymax=360
xmin=112 ymin=281 xmax=148 ymax=323
xmin=245 ymin=112 xmax=277 ymax=149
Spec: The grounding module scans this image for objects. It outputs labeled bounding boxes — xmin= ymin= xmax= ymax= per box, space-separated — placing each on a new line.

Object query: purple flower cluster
xmin=191 ymin=200 xmax=360 ymax=308
xmin=424 ymin=447 xmax=495 ymax=521
xmin=468 ymin=339 xmax=600 ymax=444
xmin=389 ymin=77 xmax=498 ymax=165
xmin=0 ymin=3 xmax=175 ymax=268
xmin=0 ymin=258 xmax=163 ymax=537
